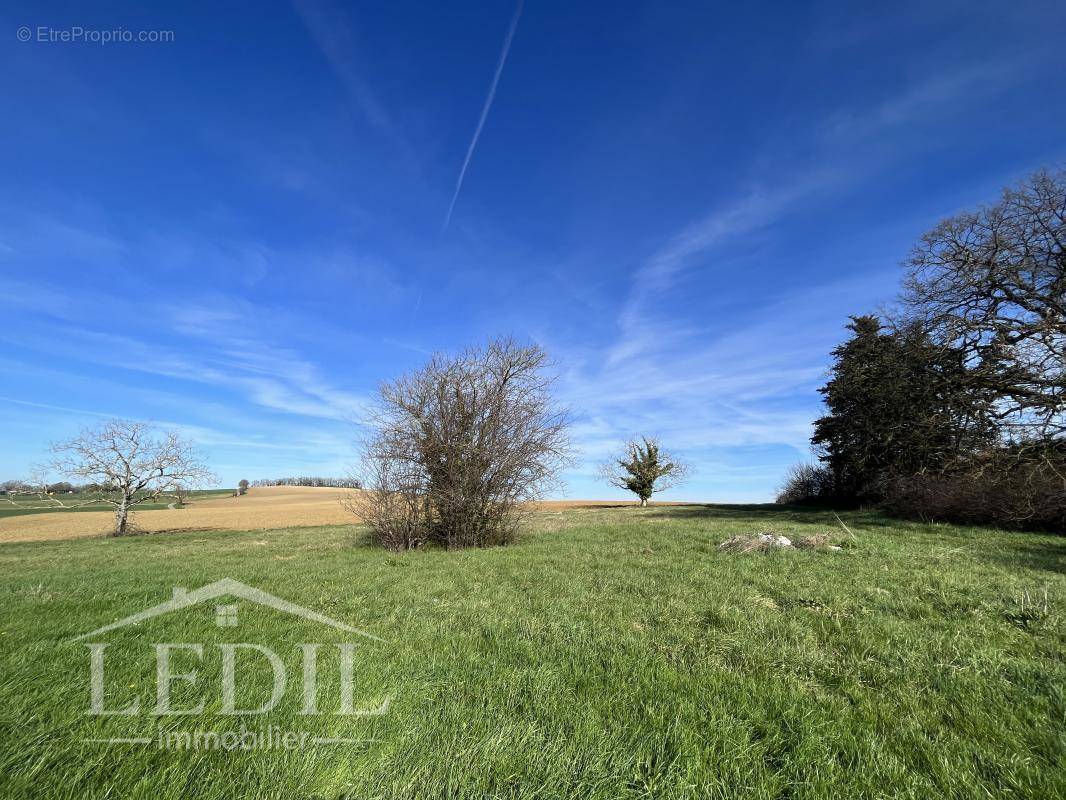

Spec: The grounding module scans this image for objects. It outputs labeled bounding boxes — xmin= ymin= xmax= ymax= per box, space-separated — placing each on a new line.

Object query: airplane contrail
xmin=443 ymin=0 xmax=525 ymax=230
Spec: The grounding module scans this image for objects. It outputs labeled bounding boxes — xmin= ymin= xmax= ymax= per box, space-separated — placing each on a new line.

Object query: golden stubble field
xmin=0 ymin=486 xmax=660 ymax=543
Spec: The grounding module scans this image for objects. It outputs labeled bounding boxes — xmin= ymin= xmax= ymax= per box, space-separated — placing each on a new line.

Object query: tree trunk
xmin=114 ymin=499 xmax=130 ymax=536
xmin=640 ymin=497 xmax=648 ymax=507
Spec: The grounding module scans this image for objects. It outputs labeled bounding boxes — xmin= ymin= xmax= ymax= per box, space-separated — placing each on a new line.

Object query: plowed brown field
xmin=0 ymin=486 xmax=663 ymax=543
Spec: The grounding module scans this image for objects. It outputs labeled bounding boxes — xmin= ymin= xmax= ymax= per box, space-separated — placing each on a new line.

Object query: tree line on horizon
xmin=249 ymin=477 xmax=362 ymax=488
xmin=778 ymin=167 xmax=1064 ymax=530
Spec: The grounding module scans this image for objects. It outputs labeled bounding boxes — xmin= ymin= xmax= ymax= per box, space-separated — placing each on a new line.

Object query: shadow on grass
xmin=348 ymin=526 xmax=381 ymax=549
xmin=986 ymin=538 xmax=1066 ymax=574
xmin=643 ymin=503 xmax=901 ymax=529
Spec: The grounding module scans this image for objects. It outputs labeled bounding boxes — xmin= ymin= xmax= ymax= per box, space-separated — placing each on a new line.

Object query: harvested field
xmin=0 ymin=487 xmax=686 ymax=543
xmin=0 ymin=486 xmax=351 ymax=542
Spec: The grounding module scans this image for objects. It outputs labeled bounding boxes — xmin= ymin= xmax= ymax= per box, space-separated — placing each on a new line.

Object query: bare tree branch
xmin=899 ymin=167 xmax=1066 ymax=440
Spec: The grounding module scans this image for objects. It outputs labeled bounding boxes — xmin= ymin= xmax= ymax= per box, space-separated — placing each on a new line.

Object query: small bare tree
xmin=600 ymin=436 xmax=691 ymax=506
xmin=349 ymin=338 xmax=572 ymax=550
xmin=775 ymin=462 xmax=834 ymax=505
xmin=48 ymin=419 xmax=215 ymax=535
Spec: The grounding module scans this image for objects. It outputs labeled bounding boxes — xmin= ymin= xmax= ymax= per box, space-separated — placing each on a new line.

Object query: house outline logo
xmin=71 ymin=578 xmax=385 ymax=643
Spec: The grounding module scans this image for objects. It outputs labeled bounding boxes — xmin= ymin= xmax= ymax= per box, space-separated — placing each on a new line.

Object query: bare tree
xmin=775 ymin=462 xmax=834 ymax=505
xmin=48 ymin=419 xmax=215 ymax=535
xmin=900 ymin=167 xmax=1065 ymax=441
xmin=600 ymin=436 xmax=691 ymax=506
xmin=349 ymin=338 xmax=572 ymax=550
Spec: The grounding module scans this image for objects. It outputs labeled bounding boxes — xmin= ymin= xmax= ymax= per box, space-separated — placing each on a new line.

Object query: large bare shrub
xmin=48 ymin=419 xmax=215 ymax=535
xmin=350 ymin=338 xmax=571 ymax=550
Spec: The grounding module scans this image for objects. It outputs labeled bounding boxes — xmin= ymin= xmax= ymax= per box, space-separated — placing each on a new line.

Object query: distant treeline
xmin=0 ymin=480 xmax=198 ymax=496
xmin=1 ymin=476 xmax=363 ymax=494
xmin=1 ymin=480 xmax=92 ymax=495
xmin=251 ymin=477 xmax=361 ymax=488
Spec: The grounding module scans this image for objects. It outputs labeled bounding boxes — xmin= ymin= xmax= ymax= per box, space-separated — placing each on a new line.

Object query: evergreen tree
xmin=812 ymin=316 xmax=992 ymax=502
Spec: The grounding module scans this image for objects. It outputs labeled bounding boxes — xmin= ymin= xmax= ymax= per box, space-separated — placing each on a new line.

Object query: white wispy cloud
xmin=0 ymin=395 xmax=114 ymax=419
xmin=0 ymin=394 xmax=356 ymax=487
xmin=613 ymin=174 xmax=836 ymax=352
xmin=553 ymin=263 xmax=899 ymax=500
xmin=443 ymin=0 xmax=525 ymax=229
xmin=616 ymin=55 xmax=1039 ymax=349
xmin=821 ymin=60 xmax=1033 ymax=143
xmin=0 ymin=207 xmax=412 ymax=433
xmin=291 ymin=0 xmax=397 ymax=138
xmin=0 ymin=289 xmax=370 ymax=423
xmin=580 ymin=55 xmax=1045 ymax=494
xmin=0 ymin=290 xmax=366 ymax=483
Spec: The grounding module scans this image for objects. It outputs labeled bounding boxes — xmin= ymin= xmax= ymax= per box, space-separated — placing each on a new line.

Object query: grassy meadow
xmin=0 ymin=504 xmax=1063 ymax=798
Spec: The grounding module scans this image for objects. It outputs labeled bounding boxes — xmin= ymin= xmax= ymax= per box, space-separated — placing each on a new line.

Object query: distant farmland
xmin=0 ymin=486 xmax=350 ymax=541
xmin=0 ymin=488 xmax=231 ymax=518
xmin=0 ymin=486 xmax=666 ymax=543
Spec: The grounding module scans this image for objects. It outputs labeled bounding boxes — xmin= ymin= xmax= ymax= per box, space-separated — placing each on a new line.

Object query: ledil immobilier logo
xmin=71 ymin=578 xmax=389 ymax=751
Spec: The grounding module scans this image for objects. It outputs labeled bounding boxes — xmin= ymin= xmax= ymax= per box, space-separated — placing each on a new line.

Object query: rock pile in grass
xmin=717 ymin=532 xmax=792 ymax=552
xmin=794 ymin=533 xmax=831 ymax=549
xmin=717 ymin=532 xmax=843 ymax=553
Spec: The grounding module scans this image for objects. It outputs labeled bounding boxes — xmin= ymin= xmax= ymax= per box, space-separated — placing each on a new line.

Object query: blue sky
xmin=2 ymin=1 xmax=1064 ymax=500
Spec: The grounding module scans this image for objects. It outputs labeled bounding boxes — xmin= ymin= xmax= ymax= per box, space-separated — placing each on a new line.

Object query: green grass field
xmin=0 ymin=505 xmax=1062 ymax=799
xmin=0 ymin=489 xmax=234 ymax=518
